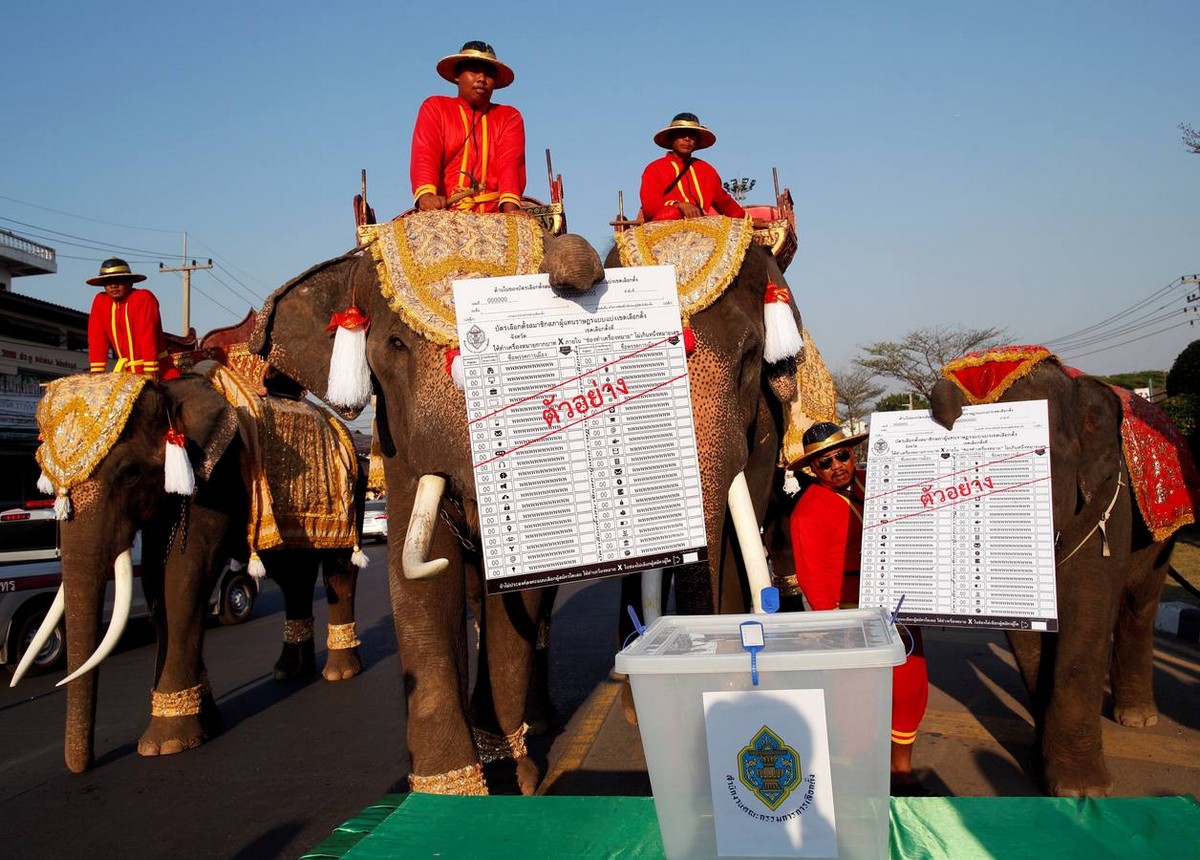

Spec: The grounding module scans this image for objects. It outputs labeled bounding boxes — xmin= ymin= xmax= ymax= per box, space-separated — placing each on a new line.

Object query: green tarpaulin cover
xmin=302 ymin=794 xmax=1200 ymax=859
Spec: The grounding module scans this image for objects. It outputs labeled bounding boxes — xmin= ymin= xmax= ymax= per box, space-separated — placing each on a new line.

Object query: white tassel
xmin=37 ymin=472 xmax=54 ymax=495
xmin=450 ymin=353 xmax=464 ymax=390
xmin=763 ymin=298 xmax=804 ymax=364
xmin=782 ymin=469 xmax=801 ymax=496
xmin=247 ymin=552 xmax=267 ymax=581
xmin=351 ymin=545 xmax=368 ymax=568
xmin=163 ymin=432 xmax=195 ymax=496
xmin=326 ymin=324 xmax=371 ymax=408
xmin=53 ymin=489 xmax=70 ymax=520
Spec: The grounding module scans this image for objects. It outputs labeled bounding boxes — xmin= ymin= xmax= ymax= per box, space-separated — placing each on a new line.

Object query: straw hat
xmin=86 ymin=257 xmax=147 ymax=287
xmin=436 ymin=40 xmax=515 ymax=89
xmin=653 ymin=112 xmax=717 ymax=150
xmin=786 ymin=422 xmax=867 ymax=471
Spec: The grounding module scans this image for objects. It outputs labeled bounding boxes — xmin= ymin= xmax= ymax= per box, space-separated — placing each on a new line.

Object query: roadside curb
xmin=1156 ymin=601 xmax=1200 ymax=644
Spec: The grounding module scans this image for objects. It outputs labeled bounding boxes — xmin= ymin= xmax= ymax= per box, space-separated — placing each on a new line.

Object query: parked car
xmin=361 ymin=498 xmax=388 ymax=542
xmin=0 ymin=501 xmax=257 ymax=677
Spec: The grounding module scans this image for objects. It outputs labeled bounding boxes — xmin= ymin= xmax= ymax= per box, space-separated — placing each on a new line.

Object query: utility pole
xmin=158 ymin=232 xmax=212 ymax=333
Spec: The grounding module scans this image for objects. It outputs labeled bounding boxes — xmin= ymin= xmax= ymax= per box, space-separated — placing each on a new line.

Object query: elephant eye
xmin=388 ymin=334 xmax=408 ymax=353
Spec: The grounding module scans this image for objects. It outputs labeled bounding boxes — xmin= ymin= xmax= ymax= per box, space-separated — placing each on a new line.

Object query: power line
xmin=0 ymin=192 xmax=180 ymax=233
xmin=1058 ymin=319 xmax=1191 ymax=362
xmin=0 ymin=215 xmax=178 ymax=258
xmin=1042 ymin=277 xmax=1185 ymax=348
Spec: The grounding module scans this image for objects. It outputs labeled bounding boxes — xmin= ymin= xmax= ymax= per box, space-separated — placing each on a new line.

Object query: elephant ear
xmin=250 ymin=254 xmax=365 ymax=419
xmin=163 ymin=377 xmax=239 ymax=482
xmin=1072 ymin=374 xmax=1123 ymax=504
xmin=929 ymin=378 xmax=966 ymax=430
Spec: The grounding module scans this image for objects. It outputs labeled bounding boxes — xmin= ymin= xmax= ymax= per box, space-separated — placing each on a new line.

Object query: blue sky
xmin=4 ymin=1 xmax=1199 ymax=385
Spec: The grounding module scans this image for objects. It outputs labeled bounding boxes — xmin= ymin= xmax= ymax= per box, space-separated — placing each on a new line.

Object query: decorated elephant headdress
xmin=35 ymin=373 xmax=195 ymax=519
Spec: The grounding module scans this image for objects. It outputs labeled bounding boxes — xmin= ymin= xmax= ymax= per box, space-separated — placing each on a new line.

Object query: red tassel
xmin=326 ymin=305 xmax=370 ymax=333
xmin=764 ymin=281 xmax=791 ymax=305
xmin=683 ymin=328 xmax=696 ymax=354
xmin=444 ymin=347 xmax=460 ymax=376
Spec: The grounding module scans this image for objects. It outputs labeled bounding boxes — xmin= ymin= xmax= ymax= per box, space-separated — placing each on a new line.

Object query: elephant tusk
xmin=640 ymin=569 xmax=663 ymax=627
xmin=57 ymin=549 xmax=134 ymax=688
xmin=728 ymin=471 xmax=772 ymax=613
xmin=402 ymin=475 xmax=450 ymax=580
xmin=9 ymin=585 xmax=65 ymax=687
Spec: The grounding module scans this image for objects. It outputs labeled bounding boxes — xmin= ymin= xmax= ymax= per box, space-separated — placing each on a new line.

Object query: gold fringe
xmin=472 ymin=723 xmax=529 ymax=763
xmin=326 ymin=621 xmax=360 ymax=650
xmin=150 ymin=683 xmax=203 ymax=718
xmin=781 ymin=325 xmax=838 ymax=468
xmin=409 ymin=762 xmax=489 ymax=796
xmin=283 ymin=617 xmax=314 ymax=644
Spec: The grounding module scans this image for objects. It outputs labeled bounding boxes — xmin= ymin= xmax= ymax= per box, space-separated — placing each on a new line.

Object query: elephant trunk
xmin=58 ymin=546 xmax=134 ymax=773
xmin=402 ymin=475 xmax=450 ymax=580
xmin=541 ymin=233 xmax=604 ymax=292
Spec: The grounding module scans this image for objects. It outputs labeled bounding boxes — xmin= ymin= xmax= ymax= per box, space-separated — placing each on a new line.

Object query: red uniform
xmin=88 ymin=288 xmax=180 ymax=380
xmin=639 ymin=153 xmax=746 ymax=221
xmin=410 ymin=95 xmax=526 ymax=213
xmin=790 ymin=468 xmax=929 ymax=746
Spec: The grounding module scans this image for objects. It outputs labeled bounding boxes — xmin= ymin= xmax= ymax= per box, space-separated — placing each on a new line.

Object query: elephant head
xmin=604 ymin=234 xmax=803 ymax=617
xmin=249 ymin=212 xmax=604 ymax=792
xmin=23 ymin=373 xmax=239 ymax=773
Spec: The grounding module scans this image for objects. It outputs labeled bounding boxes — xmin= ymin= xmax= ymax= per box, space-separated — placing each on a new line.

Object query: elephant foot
xmin=274 ymin=640 xmax=316 ymax=681
xmin=482 ymin=756 xmax=540 ymax=796
xmin=1113 ymin=702 xmax=1158 ymax=727
xmin=618 ymin=674 xmax=638 ymax=727
xmin=322 ymin=647 xmax=362 ymax=681
xmin=1043 ymin=758 xmax=1114 ymax=798
xmin=138 ymin=715 xmax=207 ymax=758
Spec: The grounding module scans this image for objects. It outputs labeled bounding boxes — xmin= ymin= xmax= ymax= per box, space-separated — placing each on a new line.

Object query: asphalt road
xmin=3 ymin=543 xmax=1197 ymax=859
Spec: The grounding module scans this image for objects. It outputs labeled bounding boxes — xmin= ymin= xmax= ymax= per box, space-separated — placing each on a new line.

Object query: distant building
xmin=0 ymin=231 xmax=86 ymax=506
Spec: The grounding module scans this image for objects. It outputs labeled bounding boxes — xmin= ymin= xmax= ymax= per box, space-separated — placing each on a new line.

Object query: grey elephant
xmin=930 ymin=347 xmax=1199 ymax=796
xmin=251 ymin=210 xmax=605 ymax=795
xmin=16 ymin=369 xmax=367 ymax=773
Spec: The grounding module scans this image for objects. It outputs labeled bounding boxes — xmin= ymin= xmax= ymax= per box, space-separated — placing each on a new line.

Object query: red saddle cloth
xmin=1060 ymin=366 xmax=1197 ymax=541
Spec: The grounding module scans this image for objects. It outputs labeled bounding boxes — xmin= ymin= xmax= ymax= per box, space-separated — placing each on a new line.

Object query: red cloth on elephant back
xmin=1062 ymin=366 xmax=1200 ymax=541
xmin=410 ymin=95 xmax=525 ymax=212
xmin=639 ymin=153 xmax=745 ymax=221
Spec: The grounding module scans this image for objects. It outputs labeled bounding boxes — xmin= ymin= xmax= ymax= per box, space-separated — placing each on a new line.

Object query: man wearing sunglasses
xmin=787 ymin=421 xmax=929 ymax=795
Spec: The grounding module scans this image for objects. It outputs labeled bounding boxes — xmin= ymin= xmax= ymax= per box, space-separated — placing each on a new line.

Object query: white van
xmin=0 ymin=502 xmax=257 ymax=676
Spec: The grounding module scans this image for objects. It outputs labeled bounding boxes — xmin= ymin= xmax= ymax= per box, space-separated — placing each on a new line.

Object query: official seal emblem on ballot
xmin=738 ymin=726 xmax=801 ymax=810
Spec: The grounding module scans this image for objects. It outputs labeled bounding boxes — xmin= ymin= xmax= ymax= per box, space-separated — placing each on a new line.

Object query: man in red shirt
xmin=789 ymin=422 xmax=929 ymax=794
xmin=87 ymin=258 xmax=180 ymax=381
xmin=410 ymin=40 xmax=525 ymax=214
xmin=639 ymin=112 xmax=746 ymax=221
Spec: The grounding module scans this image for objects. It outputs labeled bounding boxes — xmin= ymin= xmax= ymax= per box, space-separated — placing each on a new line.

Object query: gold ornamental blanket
xmin=781 ymin=328 xmax=838 ymax=468
xmin=206 ymin=365 xmax=358 ymax=551
xmin=362 ymin=210 xmax=545 ymax=347
xmin=614 ymin=215 xmax=754 ymax=325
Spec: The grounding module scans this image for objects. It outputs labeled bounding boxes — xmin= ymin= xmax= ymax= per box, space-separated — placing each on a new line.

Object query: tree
xmin=875 ymin=391 xmax=930 ymax=412
xmin=855 ymin=326 xmax=1007 ymax=400
xmin=1095 ymin=370 xmax=1167 ymax=394
xmin=1182 ymin=123 xmax=1200 ymax=156
xmin=830 ymin=366 xmax=884 ymax=431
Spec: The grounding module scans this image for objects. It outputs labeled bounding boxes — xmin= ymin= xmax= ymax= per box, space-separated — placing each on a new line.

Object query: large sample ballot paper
xmin=860 ymin=401 xmax=1058 ymax=631
xmin=453 ymin=266 xmax=707 ymax=594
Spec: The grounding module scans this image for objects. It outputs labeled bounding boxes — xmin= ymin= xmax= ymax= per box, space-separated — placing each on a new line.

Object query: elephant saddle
xmin=614 ymin=215 xmax=754 ymax=326
xmin=206 ymin=365 xmax=359 ymax=551
xmin=361 ymin=210 xmax=545 ymax=347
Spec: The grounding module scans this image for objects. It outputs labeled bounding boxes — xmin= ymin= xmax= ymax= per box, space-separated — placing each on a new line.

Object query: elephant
xmin=16 ymin=369 xmax=368 ymax=773
xmin=602 ymin=224 xmax=804 ymax=636
xmin=929 ymin=350 xmax=1197 ymax=796
xmin=250 ymin=210 xmax=607 ymax=795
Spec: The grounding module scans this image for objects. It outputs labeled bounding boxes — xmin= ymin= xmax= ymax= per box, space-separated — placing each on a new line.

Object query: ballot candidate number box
xmin=615 ymin=609 xmax=906 ymax=859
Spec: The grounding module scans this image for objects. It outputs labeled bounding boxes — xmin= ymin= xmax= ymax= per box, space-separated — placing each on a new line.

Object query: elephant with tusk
xmin=251 ymin=209 xmax=606 ymax=795
xmin=21 ymin=368 xmax=370 ymax=773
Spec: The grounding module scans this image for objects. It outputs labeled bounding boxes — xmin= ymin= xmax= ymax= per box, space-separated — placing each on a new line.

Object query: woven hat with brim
xmin=436 ymin=40 xmax=514 ymax=89
xmin=653 ymin=112 xmax=717 ymax=150
xmin=86 ymin=257 xmax=146 ymax=287
xmin=787 ymin=421 xmax=867 ymax=471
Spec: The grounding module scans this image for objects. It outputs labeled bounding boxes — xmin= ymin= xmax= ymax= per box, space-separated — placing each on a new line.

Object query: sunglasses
xmin=815 ymin=449 xmax=853 ymax=470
